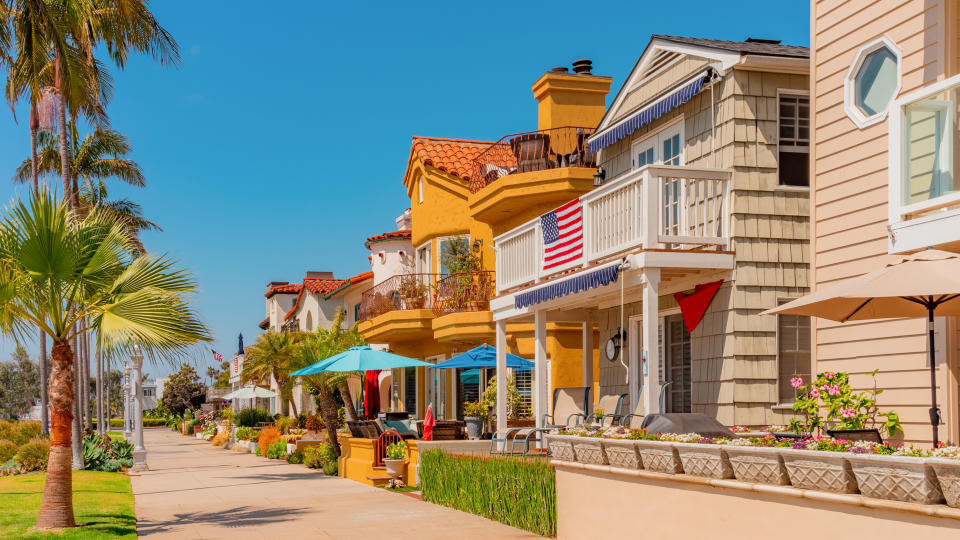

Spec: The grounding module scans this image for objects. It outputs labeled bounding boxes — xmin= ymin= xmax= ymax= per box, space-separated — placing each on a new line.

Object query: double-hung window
xmin=778 ymin=93 xmax=809 ymax=187
xmin=777 ymin=301 xmax=811 ymax=404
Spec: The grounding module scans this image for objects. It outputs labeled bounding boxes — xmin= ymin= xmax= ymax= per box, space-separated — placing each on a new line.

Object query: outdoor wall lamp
xmin=473 ymin=239 xmax=482 ymax=250
xmin=593 ymin=167 xmax=606 ymax=186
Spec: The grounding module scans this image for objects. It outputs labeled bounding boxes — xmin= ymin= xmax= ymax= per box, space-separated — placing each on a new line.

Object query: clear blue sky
xmin=0 ymin=1 xmax=810 ymax=380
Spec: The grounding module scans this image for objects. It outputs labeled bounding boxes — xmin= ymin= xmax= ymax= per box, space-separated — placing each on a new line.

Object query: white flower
xmin=933 ymin=446 xmax=960 ymax=459
xmin=725 ymin=438 xmax=755 ymax=446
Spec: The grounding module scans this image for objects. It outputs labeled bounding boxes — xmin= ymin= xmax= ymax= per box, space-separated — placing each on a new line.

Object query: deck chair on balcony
xmin=619 ymin=381 xmax=673 ymax=429
xmin=595 ymin=393 xmax=628 ymax=427
xmin=509 ymin=133 xmax=551 ymax=173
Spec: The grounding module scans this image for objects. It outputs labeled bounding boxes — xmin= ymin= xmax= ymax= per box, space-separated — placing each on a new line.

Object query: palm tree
xmin=292 ymin=310 xmax=365 ymax=456
xmin=242 ymin=331 xmax=303 ymax=416
xmin=0 ymin=191 xmax=210 ymax=529
xmin=205 ymin=365 xmax=217 ymax=386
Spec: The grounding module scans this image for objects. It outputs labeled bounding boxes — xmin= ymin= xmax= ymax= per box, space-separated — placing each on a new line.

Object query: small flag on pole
xmin=541 ymin=197 xmax=584 ymax=271
xmin=212 ymin=350 xmax=223 ymax=362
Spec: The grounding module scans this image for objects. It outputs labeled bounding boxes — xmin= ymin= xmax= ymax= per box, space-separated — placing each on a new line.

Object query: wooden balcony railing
xmin=469 ymin=126 xmax=597 ymax=193
xmin=494 ymin=165 xmax=732 ymax=293
xmin=432 ymin=271 xmax=495 ymax=317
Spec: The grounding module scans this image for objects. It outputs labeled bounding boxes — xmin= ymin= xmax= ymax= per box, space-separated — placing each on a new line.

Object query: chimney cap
xmin=572 ymin=59 xmax=593 ymax=74
xmin=550 ymin=66 xmax=569 ymax=73
xmin=304 ymin=271 xmax=335 ymax=279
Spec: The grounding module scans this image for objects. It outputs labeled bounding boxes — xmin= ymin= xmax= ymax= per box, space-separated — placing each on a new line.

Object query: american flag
xmin=541 ymin=197 xmax=584 ymax=270
xmin=212 ymin=350 xmax=223 ymax=362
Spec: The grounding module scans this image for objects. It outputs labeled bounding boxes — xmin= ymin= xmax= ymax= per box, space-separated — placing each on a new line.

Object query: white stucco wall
xmin=369 ymin=238 xmax=413 ymax=284
xmin=266 ymin=293 xmax=298 ymax=331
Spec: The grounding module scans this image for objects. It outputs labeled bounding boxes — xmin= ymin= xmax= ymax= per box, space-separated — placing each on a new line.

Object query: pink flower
xmin=790 ymin=376 xmax=803 ymax=388
xmin=810 ymin=388 xmax=820 ymax=398
xmin=821 ymin=384 xmax=829 ymax=391
xmin=829 ymin=385 xmax=840 ymax=396
xmin=842 ymin=408 xmax=855 ymax=418
xmin=825 ymin=372 xmax=834 ymax=378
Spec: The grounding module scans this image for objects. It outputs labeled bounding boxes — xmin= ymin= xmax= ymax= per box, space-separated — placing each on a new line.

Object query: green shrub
xmin=287 ymin=451 xmax=303 ymax=464
xmin=236 ymin=408 xmax=271 ymax=428
xmin=0 ymin=420 xmax=41 ymax=446
xmin=317 ymin=442 xmax=337 ymax=465
xmin=111 ymin=439 xmax=134 ymax=461
xmin=303 ymin=446 xmax=321 ymax=469
xmin=276 ymin=416 xmax=294 ymax=434
xmin=82 ymin=436 xmax=107 ymax=470
xmin=304 ymin=415 xmax=323 ymax=431
xmin=0 ymin=440 xmax=16 ymax=463
xmin=14 ymin=438 xmax=50 ymax=472
xmin=322 ymin=461 xmax=338 ymax=476
xmin=235 ymin=426 xmax=256 ymax=441
xmin=266 ymin=440 xmax=287 ymax=459
xmin=419 ymin=450 xmax=556 ymax=537
xmin=100 ymin=459 xmax=123 ymax=472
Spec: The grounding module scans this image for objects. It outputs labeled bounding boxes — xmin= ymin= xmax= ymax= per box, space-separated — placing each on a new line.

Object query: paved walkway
xmin=130 ymin=429 xmax=538 ymax=539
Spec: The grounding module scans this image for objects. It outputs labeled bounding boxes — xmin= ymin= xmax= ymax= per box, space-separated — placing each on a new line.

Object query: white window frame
xmin=417 ymin=175 xmax=424 ymax=204
xmin=887 ymin=73 xmax=960 ymax=253
xmin=424 ymin=354 xmax=446 ymax=419
xmin=844 ymin=35 xmax=902 ymax=129
xmin=776 ymin=89 xmax=811 ymax=191
xmin=775 ymin=297 xmax=812 ymax=407
xmin=630 ymin=118 xmax=685 ymax=170
xmin=415 ymin=241 xmax=432 ymax=274
xmin=435 ymin=234 xmax=470 ymax=276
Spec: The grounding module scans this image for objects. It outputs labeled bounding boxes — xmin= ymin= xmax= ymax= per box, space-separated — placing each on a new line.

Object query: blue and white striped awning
xmin=589 ymin=72 xmax=710 ymax=153
xmin=515 ymin=263 xmax=620 ymax=310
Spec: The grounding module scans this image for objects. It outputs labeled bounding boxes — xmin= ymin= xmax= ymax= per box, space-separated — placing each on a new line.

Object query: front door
xmin=664 ymin=314 xmax=692 ymax=413
xmin=424 ymin=355 xmax=446 ymax=419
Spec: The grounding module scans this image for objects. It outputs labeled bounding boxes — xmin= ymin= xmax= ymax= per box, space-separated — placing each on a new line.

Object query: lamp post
xmin=123 ymin=365 xmax=132 ymax=441
xmin=130 ymin=345 xmax=148 ymax=472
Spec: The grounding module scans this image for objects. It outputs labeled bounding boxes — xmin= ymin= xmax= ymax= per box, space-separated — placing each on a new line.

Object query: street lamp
xmin=123 ymin=365 xmax=132 ymax=441
xmin=130 ymin=344 xmax=148 ymax=472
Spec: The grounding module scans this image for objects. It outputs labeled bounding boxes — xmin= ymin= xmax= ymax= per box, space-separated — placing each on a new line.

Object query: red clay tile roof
xmin=258 ymin=317 xmax=269 ymax=330
xmin=323 ymin=271 xmax=375 ymax=299
xmin=264 ymin=283 xmax=301 ymax=298
xmin=408 ymin=137 xmax=498 ymax=183
xmin=365 ymin=229 xmax=411 ymax=247
xmin=285 ymin=277 xmax=349 ymax=321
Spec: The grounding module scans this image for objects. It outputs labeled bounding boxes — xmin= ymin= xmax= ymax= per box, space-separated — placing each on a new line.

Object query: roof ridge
xmin=412 ymin=135 xmax=497 ymax=145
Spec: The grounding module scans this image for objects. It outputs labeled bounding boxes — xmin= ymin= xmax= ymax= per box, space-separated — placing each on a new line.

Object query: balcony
xmin=357 ymin=274 xmax=436 ymax=343
xmin=431 ymin=271 xmax=496 ymax=343
xmin=889 ymin=74 xmax=960 ymax=253
xmin=494 ymin=165 xmax=732 ymax=293
xmin=467 ymin=127 xmax=598 ymax=226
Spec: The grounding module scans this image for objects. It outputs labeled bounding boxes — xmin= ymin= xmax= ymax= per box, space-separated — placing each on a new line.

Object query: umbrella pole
xmin=927 ymin=306 xmax=941 ymax=447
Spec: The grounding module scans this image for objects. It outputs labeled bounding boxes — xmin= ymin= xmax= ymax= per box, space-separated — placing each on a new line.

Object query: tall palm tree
xmin=242 ymin=331 xmax=303 ymax=416
xmin=292 ymin=310 xmax=365 ymax=456
xmin=0 ymin=191 xmax=210 ymax=529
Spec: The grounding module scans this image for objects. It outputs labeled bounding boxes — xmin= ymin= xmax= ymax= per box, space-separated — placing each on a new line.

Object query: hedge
xmin=418 ymin=450 xmax=556 ymax=537
xmin=90 ymin=418 xmax=168 ymax=428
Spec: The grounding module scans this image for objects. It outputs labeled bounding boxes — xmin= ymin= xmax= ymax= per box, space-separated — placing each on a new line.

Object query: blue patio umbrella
xmin=292 ymin=346 xmax=433 ymax=375
xmin=432 ymin=344 xmax=533 ymax=370
xmin=460 ymin=368 xmax=480 ymax=385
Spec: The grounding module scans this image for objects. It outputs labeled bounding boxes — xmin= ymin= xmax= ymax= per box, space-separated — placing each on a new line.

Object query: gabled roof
xmin=323 ymin=270 xmax=375 ymax=300
xmin=264 ymin=283 xmax=301 ymax=298
xmin=405 ymin=136 xmax=497 ymax=185
xmin=258 ymin=317 xmax=269 ymax=330
xmin=285 ymin=277 xmax=348 ymax=321
xmin=365 ymin=229 xmax=412 ymax=248
xmin=651 ymin=35 xmax=809 ymax=59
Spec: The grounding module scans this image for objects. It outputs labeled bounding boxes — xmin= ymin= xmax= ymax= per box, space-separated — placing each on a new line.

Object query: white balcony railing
xmin=888 ymin=74 xmax=960 ymax=253
xmin=494 ymin=165 xmax=731 ymax=293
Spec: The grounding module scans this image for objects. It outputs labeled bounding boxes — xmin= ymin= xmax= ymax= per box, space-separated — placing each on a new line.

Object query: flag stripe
xmin=540 ymin=197 xmax=584 ymax=271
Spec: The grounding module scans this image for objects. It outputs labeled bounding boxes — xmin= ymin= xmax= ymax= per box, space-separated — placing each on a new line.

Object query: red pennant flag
xmin=673 ymin=280 xmax=724 ymax=333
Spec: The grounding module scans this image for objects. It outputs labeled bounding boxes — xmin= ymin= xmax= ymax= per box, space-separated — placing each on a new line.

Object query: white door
xmin=424 ymin=355 xmax=446 ymax=419
xmin=660 ymin=123 xmax=684 ymax=239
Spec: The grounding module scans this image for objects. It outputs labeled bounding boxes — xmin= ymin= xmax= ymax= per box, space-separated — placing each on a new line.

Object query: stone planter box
xmin=635 ymin=440 xmax=682 ymax=474
xmin=779 ymin=448 xmax=857 ymax=494
xmin=847 ymin=454 xmax=943 ymax=505
xmin=286 ymin=443 xmax=297 ymax=455
xmin=929 ymin=458 xmax=960 ymax=508
xmin=602 ymin=439 xmax=643 ymax=470
xmin=572 ymin=438 xmax=607 ymax=465
xmin=673 ymin=442 xmax=733 ymax=479
xmin=723 ymin=445 xmax=789 ymax=485
xmin=546 ymin=434 xmax=577 ymax=462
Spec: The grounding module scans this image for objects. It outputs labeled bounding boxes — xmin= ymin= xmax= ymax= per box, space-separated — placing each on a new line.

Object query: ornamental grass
xmin=258 ymin=426 xmax=281 ymax=456
xmin=419 ymin=450 xmax=556 ymax=537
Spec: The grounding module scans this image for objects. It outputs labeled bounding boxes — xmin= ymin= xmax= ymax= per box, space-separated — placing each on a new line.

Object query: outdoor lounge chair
xmin=490 ymin=386 xmax=593 ymax=457
xmin=619 ymin=381 xmax=673 ymax=429
xmin=346 ymin=420 xmax=382 ymax=439
xmin=595 ymin=393 xmax=628 ymax=426
xmin=509 ymin=133 xmax=551 ymax=173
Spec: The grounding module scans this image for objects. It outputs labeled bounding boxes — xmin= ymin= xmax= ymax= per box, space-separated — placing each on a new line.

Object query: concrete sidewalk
xmin=130 ymin=429 xmax=539 ymax=539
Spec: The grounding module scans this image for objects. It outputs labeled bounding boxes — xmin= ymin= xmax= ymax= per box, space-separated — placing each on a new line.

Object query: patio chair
xmin=595 ymin=393 xmax=628 ymax=426
xmin=491 ymin=387 xmax=592 ymax=457
xmin=346 ymin=420 xmax=382 ymax=439
xmin=509 ymin=133 xmax=551 ymax=173
xmin=619 ymin=381 xmax=673 ymax=429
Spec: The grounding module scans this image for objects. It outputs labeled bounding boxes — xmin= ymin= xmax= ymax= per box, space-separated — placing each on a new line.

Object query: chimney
xmin=395 ymin=208 xmax=412 ymax=230
xmin=267 ymin=281 xmax=289 ymax=291
xmin=532 ymin=59 xmax=612 ymax=131
xmin=304 ymin=271 xmax=334 ymax=279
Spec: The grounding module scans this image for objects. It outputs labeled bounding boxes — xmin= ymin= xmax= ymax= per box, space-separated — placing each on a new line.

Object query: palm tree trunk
xmin=316 ymin=387 xmax=341 ymax=457
xmin=35 ymin=339 xmax=76 ymax=530
xmin=82 ymin=329 xmax=91 ymax=429
xmin=55 ymin=50 xmax=71 ymax=206
xmin=338 ymin=382 xmax=358 ymax=422
xmin=105 ymin=354 xmax=111 ymax=427
xmin=96 ymin=335 xmax=103 ymax=435
xmin=71 ymin=334 xmax=82 ymax=470
xmin=30 ymin=102 xmax=50 ymax=437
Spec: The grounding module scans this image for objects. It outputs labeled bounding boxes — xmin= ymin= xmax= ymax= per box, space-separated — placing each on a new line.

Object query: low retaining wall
xmin=555 ymin=461 xmax=960 ymax=539
xmin=339 ymin=437 xmax=492 ymax=486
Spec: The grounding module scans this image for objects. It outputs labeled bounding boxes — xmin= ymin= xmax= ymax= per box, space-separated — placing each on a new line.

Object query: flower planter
xmin=635 ymin=440 xmax=682 ymax=474
xmin=929 ymin=458 xmax=960 ymax=508
xmin=286 ymin=443 xmax=297 ymax=455
xmin=723 ymin=445 xmax=789 ymax=485
xmin=545 ymin=434 xmax=576 ymax=462
xmin=464 ymin=417 xmax=484 ymax=440
xmin=847 ymin=454 xmax=943 ymax=504
xmin=673 ymin=442 xmax=733 ymax=479
xmin=602 ymin=439 xmax=642 ymax=470
xmin=779 ymin=448 xmax=857 ymax=494
xmin=383 ymin=458 xmax=405 ymax=478
xmin=572 ymin=438 xmax=607 ymax=465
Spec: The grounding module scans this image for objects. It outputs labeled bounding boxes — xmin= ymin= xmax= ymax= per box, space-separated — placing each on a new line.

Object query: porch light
xmin=593 ymin=167 xmax=606 ymax=186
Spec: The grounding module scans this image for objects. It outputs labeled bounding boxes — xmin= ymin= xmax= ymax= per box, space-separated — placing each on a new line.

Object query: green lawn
xmin=0 ymin=471 xmax=135 ymax=539
xmin=104 ymin=431 xmax=126 ymax=441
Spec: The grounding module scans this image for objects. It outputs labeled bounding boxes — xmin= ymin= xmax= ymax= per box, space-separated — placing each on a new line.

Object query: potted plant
xmin=383 ymin=440 xmax=407 ymax=478
xmin=634 ymin=433 xmax=683 ymax=474
xmin=665 ymin=434 xmax=733 ymax=479
xmin=398 ymin=276 xmax=428 ymax=309
xmin=592 ymin=407 xmax=605 ymax=425
xmin=721 ymin=436 xmax=791 ymax=485
xmin=463 ymin=401 xmax=488 ymax=440
xmin=601 ymin=427 xmax=644 ymax=470
xmin=930 ymin=446 xmax=960 ymax=508
xmin=779 ymin=437 xmax=858 ymax=493
xmin=845 ymin=442 xmax=943 ymax=504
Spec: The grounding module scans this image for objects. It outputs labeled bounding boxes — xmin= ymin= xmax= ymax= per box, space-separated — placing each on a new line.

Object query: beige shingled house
xmin=489 ymin=35 xmax=811 ymax=429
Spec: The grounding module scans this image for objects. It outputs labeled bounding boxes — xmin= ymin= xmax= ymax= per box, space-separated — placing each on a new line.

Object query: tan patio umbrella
xmin=764 ymin=249 xmax=960 ymax=445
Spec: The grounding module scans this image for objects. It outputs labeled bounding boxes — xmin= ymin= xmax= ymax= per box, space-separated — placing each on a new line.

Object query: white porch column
xmin=535 ymin=309 xmax=548 ymax=428
xmin=642 ymin=268 xmax=661 ymax=415
xmin=582 ymin=315 xmax=594 ymax=392
xmin=495 ymin=319 xmax=508 ymax=434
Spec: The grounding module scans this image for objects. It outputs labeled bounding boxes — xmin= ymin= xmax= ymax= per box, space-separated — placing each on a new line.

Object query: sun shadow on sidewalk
xmin=138 ymin=505 xmax=310 ymax=535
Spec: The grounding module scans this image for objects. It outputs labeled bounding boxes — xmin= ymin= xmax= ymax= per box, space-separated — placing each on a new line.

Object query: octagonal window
xmin=854 ymin=47 xmax=898 ymax=116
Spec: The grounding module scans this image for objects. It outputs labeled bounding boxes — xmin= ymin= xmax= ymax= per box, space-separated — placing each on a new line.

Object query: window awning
xmin=589 ymin=71 xmax=711 ymax=153
xmin=515 ymin=262 xmax=620 ymax=309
